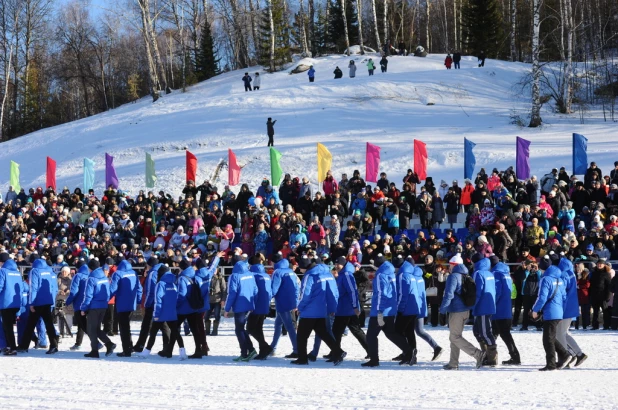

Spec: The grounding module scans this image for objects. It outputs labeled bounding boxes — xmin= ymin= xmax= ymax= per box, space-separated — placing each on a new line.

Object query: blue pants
xmin=473 ymin=315 xmax=496 ymax=346
xmin=17 ymin=312 xmax=48 ymax=347
xmin=310 ymin=314 xmax=334 ymax=357
xmin=208 ymin=303 xmax=222 ymax=321
xmin=234 ymin=312 xmax=254 ymax=357
xmin=271 ymin=310 xmax=298 ymax=353
xmin=415 ymin=317 xmax=439 ymax=349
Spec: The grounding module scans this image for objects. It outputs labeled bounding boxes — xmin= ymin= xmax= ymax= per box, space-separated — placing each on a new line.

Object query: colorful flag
xmin=516 ymin=137 xmax=531 ymax=180
xmin=9 ymin=161 xmax=20 ymax=192
xmin=46 ymin=157 xmax=56 ymax=190
xmin=105 ymin=153 xmax=119 ymax=189
xmin=84 ymin=158 xmax=95 ymax=192
xmin=464 ymin=138 xmax=476 ymax=180
xmin=573 ymin=133 xmax=588 ymax=175
xmin=270 ymin=147 xmax=283 ymax=186
xmin=366 ymin=143 xmax=381 ymax=183
xmin=229 ymin=149 xmax=241 ymax=186
xmin=317 ymin=143 xmax=332 ymax=183
xmin=145 ymin=152 xmax=157 ymax=188
xmin=186 ymin=150 xmax=197 ymax=182
xmin=413 ymin=139 xmax=428 ymax=180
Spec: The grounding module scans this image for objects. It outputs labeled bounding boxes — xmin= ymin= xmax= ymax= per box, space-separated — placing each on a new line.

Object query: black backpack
xmin=183 ymin=277 xmax=205 ymax=310
xmin=460 ymin=273 xmax=477 ymax=307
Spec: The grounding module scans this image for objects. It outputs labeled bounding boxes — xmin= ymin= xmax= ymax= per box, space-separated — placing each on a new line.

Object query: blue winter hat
xmin=586 ymin=244 xmax=594 ymax=251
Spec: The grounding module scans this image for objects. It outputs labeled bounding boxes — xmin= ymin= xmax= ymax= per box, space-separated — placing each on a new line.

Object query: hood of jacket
xmin=232 ymin=261 xmax=249 ymax=275
xmin=160 ymin=271 xmax=177 ymax=284
xmin=32 ymin=259 xmax=50 ymax=269
xmin=474 ymin=258 xmax=491 ymax=272
xmin=117 ymin=260 xmax=133 ymax=272
xmin=399 ymin=261 xmax=415 ymax=275
xmin=558 ymin=257 xmax=573 ymax=273
xmin=274 ymin=259 xmax=289 ymax=270
xmin=89 ymin=267 xmax=106 ymax=279
xmin=77 ymin=265 xmax=90 ymax=277
xmin=180 ymin=266 xmax=196 ymax=279
xmin=542 ymin=265 xmax=563 ymax=279
xmin=492 ymin=262 xmax=510 ymax=275
xmin=249 ymin=264 xmax=266 ymax=275
xmin=1 ymin=259 xmax=18 ymax=271
xmin=451 ymin=264 xmax=469 ymax=275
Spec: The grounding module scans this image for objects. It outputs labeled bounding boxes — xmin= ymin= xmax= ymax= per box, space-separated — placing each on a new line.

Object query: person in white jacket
xmin=253 ymin=73 xmax=261 ymax=90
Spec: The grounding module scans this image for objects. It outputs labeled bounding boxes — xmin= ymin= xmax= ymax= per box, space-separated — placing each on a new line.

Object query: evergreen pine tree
xmin=327 ymin=0 xmax=358 ymax=53
xmin=461 ymin=0 xmax=504 ymax=58
xmin=195 ymin=16 xmax=220 ymax=81
xmin=257 ymin=0 xmax=291 ymax=70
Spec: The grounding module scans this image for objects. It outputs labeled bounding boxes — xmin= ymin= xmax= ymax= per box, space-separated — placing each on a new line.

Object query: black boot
xmin=211 ymin=320 xmax=220 ymax=336
xmin=205 ymin=320 xmax=211 ymax=336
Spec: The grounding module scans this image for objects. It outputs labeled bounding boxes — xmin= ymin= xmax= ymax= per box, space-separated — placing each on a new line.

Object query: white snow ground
xmin=1 ymin=319 xmax=617 ymax=409
xmin=0 ymin=53 xmax=617 ymax=198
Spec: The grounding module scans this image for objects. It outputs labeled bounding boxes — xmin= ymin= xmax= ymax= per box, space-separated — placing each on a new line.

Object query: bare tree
xmin=266 ymin=0 xmax=275 ymax=71
xmin=357 ymin=0 xmax=364 ymax=54
xmin=371 ymin=0 xmax=381 ymax=51
xmin=529 ymin=0 xmax=542 ymax=127
xmin=341 ymin=0 xmax=350 ymax=55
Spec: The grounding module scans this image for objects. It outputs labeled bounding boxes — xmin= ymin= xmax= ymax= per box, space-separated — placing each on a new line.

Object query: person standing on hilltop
xmin=348 ymin=61 xmax=356 ymax=78
xmin=308 ymin=66 xmax=315 ymax=82
xmin=453 ymin=51 xmax=462 ymax=69
xmin=267 ymin=118 xmax=277 ymax=147
xmin=333 ymin=66 xmax=343 ymax=79
xmin=478 ymin=51 xmax=486 ymax=67
xmin=380 ymin=56 xmax=388 ymax=73
xmin=253 ymin=73 xmax=261 ymax=90
xmin=445 ymin=54 xmax=453 ymax=70
xmin=367 ymin=58 xmax=375 ymax=76
xmin=242 ymin=73 xmax=252 ymax=91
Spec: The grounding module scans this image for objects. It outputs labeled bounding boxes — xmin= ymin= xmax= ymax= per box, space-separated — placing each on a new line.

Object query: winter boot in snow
xmin=211 ymin=320 xmax=220 ymax=336
xmin=205 ymin=320 xmax=211 ymax=336
xmin=138 ymin=348 xmax=151 ymax=358
xmin=486 ymin=344 xmax=498 ymax=366
xmin=179 ymin=348 xmax=188 ymax=361
xmin=502 ymin=350 xmax=521 ymax=365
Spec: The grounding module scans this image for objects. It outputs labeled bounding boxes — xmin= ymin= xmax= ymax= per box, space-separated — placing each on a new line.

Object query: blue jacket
xmin=532 ymin=266 xmax=566 ymax=320
xmin=271 ymin=259 xmax=299 ymax=311
xmin=65 ymin=265 xmax=90 ymax=310
xmin=397 ymin=261 xmax=422 ymax=316
xmin=19 ymin=280 xmax=29 ymax=317
xmin=472 ymin=258 xmax=496 ymax=316
xmin=411 ymin=263 xmax=428 ymax=317
xmin=154 ymin=272 xmax=178 ymax=321
xmin=224 ymin=262 xmax=258 ymax=314
xmin=250 ymin=264 xmax=273 ymax=315
xmin=439 ymin=264 xmax=469 ymax=314
xmin=491 ymin=262 xmax=513 ymax=320
xmin=80 ymin=268 xmax=111 ymax=311
xmin=144 ymin=263 xmax=163 ymax=308
xmin=196 ymin=257 xmax=220 ymax=313
xmin=176 ymin=266 xmax=202 ymax=315
xmin=289 ymin=225 xmax=307 ymax=247
xmin=369 ymin=262 xmax=398 ymax=317
xmin=308 ymin=68 xmax=315 ymax=78
xmin=28 ymin=259 xmax=58 ymax=306
xmin=0 ymin=260 xmax=23 ymax=309
xmin=336 ymin=262 xmax=360 ymax=316
xmin=298 ymin=264 xmax=338 ymax=318
xmin=110 ymin=260 xmax=143 ymax=313
xmin=558 ymin=258 xmax=579 ymax=320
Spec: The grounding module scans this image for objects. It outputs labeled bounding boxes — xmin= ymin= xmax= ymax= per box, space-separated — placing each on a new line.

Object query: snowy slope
xmin=1 ymin=319 xmax=617 ymax=409
xmin=0 ymin=53 xmax=617 ymax=197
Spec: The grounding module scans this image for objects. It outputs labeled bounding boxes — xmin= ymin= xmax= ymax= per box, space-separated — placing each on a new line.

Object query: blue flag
xmin=84 ymin=158 xmax=95 ymax=192
xmin=573 ymin=133 xmax=588 ymax=174
xmin=464 ymin=138 xmax=476 ymax=180
xmin=516 ymin=137 xmax=531 ymax=180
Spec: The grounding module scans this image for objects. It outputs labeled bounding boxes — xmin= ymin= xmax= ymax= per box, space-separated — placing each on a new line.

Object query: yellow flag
xmin=317 ymin=143 xmax=332 ymax=183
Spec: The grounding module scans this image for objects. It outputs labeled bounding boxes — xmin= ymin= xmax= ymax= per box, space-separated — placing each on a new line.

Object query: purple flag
xmin=105 ymin=153 xmax=119 ymax=189
xmin=516 ymin=137 xmax=531 ymax=180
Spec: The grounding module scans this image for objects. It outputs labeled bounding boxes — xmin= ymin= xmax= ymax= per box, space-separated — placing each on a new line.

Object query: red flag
xmin=413 ymin=139 xmax=428 ymax=180
xmin=228 ymin=149 xmax=241 ymax=186
xmin=46 ymin=156 xmax=56 ymax=190
xmin=186 ymin=150 xmax=197 ymax=182
xmin=366 ymin=143 xmax=381 ymax=183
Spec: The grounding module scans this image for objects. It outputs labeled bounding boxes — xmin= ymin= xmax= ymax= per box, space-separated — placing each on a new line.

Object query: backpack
xmin=183 ymin=277 xmax=205 ymax=310
xmin=460 ymin=273 xmax=477 ymax=307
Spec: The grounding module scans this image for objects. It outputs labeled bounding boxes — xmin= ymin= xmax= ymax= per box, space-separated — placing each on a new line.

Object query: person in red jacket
xmin=445 ymin=54 xmax=453 ymax=69
xmin=577 ymin=267 xmax=591 ymax=329
xmin=461 ymin=179 xmax=475 ymax=213
xmin=322 ymin=170 xmax=339 ymax=197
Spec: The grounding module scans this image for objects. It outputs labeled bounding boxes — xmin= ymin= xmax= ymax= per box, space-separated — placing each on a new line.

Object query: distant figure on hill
xmin=453 ymin=51 xmax=462 ymax=69
xmin=367 ymin=58 xmax=375 ymax=76
xmin=478 ymin=51 xmax=486 ymax=67
xmin=267 ymin=118 xmax=277 ymax=147
xmin=445 ymin=54 xmax=453 ymax=70
xmin=398 ymin=41 xmax=405 ymax=56
xmin=333 ymin=66 xmax=343 ymax=79
xmin=308 ymin=66 xmax=315 ymax=83
xmin=380 ymin=56 xmax=388 ymax=73
xmin=253 ymin=73 xmax=261 ymax=90
xmin=242 ymin=73 xmax=252 ymax=91
xmin=348 ymin=61 xmax=356 ymax=78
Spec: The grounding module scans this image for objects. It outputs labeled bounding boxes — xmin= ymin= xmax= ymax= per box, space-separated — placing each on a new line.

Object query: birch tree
xmin=371 ymin=0 xmax=381 ymax=51
xmin=357 ymin=0 xmax=364 ymax=54
xmin=529 ymin=0 xmax=542 ymax=127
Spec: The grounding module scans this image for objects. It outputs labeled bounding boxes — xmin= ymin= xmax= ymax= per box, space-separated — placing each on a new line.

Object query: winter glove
xmin=377 ymin=313 xmax=385 ymax=327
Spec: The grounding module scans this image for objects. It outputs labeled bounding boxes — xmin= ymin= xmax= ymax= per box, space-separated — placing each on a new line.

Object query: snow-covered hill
xmin=1 ymin=53 xmax=616 ymax=196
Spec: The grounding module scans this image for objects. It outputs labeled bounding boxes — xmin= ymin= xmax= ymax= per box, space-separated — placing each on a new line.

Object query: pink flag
xmin=365 ymin=142 xmax=381 ymax=183
xmin=228 ymin=149 xmax=241 ymax=186
xmin=414 ymin=139 xmax=428 ymax=180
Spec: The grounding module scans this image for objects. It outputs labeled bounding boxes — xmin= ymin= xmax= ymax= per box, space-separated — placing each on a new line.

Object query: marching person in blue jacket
xmin=293 ymin=255 xmax=346 ymax=366
xmin=440 ymin=257 xmax=486 ymax=370
xmin=270 ymin=252 xmax=300 ymax=357
xmin=16 ymin=257 xmax=59 ymax=354
xmin=532 ymin=256 xmax=569 ymax=371
xmin=110 ymin=259 xmax=143 ymax=357
xmin=247 ymin=254 xmax=274 ymax=360
xmin=471 ymin=254 xmax=498 ymax=366
xmin=140 ymin=265 xmax=178 ymax=358
xmin=65 ymin=258 xmax=90 ymax=351
xmin=224 ymin=258 xmax=259 ymax=362
xmin=171 ymin=259 xmax=201 ymax=360
xmin=80 ymin=259 xmax=116 ymax=358
xmin=362 ymin=254 xmax=411 ymax=367
xmin=193 ymin=252 xmax=224 ymax=357
xmin=394 ymin=255 xmax=421 ymax=365
xmin=134 ymin=257 xmax=170 ymax=353
xmin=489 ymin=255 xmax=520 ymax=365
xmin=330 ymin=257 xmax=369 ymax=358
xmin=556 ymin=254 xmax=587 ymax=368
xmin=0 ymin=253 xmax=24 ymax=355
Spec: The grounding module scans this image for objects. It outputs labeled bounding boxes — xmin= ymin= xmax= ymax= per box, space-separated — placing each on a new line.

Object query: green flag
xmin=270 ymin=147 xmax=283 ymax=186
xmin=145 ymin=153 xmax=157 ymax=188
xmin=10 ymin=161 xmax=20 ymax=192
